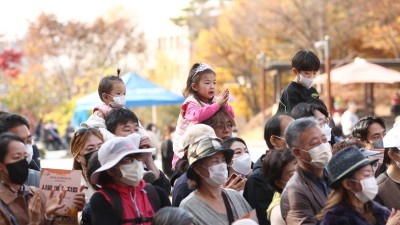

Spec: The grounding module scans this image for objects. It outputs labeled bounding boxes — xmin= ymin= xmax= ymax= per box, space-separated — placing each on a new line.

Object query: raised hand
xmin=386 ymin=208 xmax=400 ymax=225
xmin=217 ymin=89 xmax=229 ymax=108
xmin=224 ymin=174 xmax=247 ymax=192
xmin=28 ymin=191 xmax=43 ymax=225
xmin=45 ymin=187 xmax=67 ymax=218
xmin=139 ymin=136 xmax=153 ymax=149
xmin=73 ymin=185 xmax=86 ymax=212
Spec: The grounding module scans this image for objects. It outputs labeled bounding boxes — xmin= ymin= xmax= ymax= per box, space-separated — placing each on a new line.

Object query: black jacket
xmin=277 ymin=81 xmax=319 ymax=113
xmin=320 ymin=201 xmax=389 ymax=225
xmin=243 ymin=154 xmax=274 ymax=225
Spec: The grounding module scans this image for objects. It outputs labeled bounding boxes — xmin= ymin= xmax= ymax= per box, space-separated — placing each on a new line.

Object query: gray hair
xmin=285 ymin=117 xmax=318 ymax=148
xmin=152 ymin=207 xmax=194 ymax=225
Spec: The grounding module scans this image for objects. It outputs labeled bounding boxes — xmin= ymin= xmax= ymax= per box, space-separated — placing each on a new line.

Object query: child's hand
xmin=139 ymin=136 xmax=153 ymax=149
xmin=93 ymin=110 xmax=105 ymax=119
xmin=217 ymin=89 xmax=229 ymax=108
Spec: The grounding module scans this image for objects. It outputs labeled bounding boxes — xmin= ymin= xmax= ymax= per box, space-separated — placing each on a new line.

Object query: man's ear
xmin=292 ymin=147 xmax=301 ymax=158
xmin=292 ymin=68 xmax=298 ymax=75
xmin=191 ymin=83 xmax=198 ymax=91
xmin=270 ymin=136 xmax=278 ymax=149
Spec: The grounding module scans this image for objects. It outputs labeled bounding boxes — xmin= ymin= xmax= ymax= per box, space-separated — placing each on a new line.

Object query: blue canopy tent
xmin=72 ymin=72 xmax=185 ymax=126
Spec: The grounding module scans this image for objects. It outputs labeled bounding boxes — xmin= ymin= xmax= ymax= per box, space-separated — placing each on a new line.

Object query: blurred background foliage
xmin=1 ymin=0 xmax=400 ymax=135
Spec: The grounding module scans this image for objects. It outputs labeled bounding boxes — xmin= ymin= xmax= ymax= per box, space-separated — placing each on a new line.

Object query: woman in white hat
xmin=317 ymin=146 xmax=400 ymax=225
xmin=89 ymin=134 xmax=170 ymax=225
xmin=179 ymin=136 xmax=252 ymax=225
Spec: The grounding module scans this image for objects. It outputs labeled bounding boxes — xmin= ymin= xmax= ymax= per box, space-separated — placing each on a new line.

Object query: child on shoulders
xmin=172 ymin=62 xmax=235 ymax=168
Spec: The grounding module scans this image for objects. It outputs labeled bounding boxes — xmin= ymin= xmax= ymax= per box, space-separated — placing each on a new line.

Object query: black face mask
xmin=84 ymin=151 xmax=96 ymax=167
xmin=6 ymin=159 xmax=29 ymax=185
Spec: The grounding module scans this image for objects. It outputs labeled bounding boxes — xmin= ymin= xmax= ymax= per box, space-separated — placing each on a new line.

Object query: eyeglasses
xmin=317 ymin=117 xmax=331 ymax=128
xmin=73 ymin=126 xmax=99 ymax=139
xmin=273 ymin=135 xmax=285 ymax=140
xmin=215 ymin=122 xmax=233 ymax=131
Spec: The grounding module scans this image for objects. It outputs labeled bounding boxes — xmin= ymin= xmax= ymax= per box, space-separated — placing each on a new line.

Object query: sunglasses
xmin=73 ymin=126 xmax=100 ymax=139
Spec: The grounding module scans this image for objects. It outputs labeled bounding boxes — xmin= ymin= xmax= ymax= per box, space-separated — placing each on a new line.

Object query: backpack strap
xmin=100 ymin=187 xmax=124 ymax=224
xmin=0 ymin=200 xmax=19 ymax=225
xmin=143 ymin=183 xmax=161 ymax=211
xmin=221 ymin=191 xmax=234 ymax=225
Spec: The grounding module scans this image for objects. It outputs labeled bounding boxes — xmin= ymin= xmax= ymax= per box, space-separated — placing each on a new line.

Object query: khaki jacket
xmin=280 ymin=166 xmax=329 ymax=225
xmin=0 ymin=183 xmax=49 ymax=225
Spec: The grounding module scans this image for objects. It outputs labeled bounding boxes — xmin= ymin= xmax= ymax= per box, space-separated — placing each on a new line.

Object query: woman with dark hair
xmin=0 ymin=133 xmax=66 ymax=224
xmin=375 ymin=126 xmax=400 ymax=210
xmin=222 ymin=137 xmax=251 ymax=192
xmin=263 ymin=148 xmax=297 ymax=225
xmin=180 ymin=137 xmax=252 ymax=225
xmin=317 ymin=146 xmax=400 ymax=225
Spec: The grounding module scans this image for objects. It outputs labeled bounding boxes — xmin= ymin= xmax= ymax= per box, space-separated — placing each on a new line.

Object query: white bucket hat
xmin=383 ymin=126 xmax=400 ymax=148
xmin=90 ymin=133 xmax=154 ymax=185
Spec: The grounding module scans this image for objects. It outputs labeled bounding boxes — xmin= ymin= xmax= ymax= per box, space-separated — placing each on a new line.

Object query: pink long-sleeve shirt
xmin=172 ymin=95 xmax=234 ymax=168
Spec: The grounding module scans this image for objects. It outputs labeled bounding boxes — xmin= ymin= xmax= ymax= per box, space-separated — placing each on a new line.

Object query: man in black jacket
xmin=243 ymin=113 xmax=293 ymax=225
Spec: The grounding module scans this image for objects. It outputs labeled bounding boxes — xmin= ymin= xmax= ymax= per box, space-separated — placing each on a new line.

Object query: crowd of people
xmin=1 ymin=50 xmax=400 ymax=225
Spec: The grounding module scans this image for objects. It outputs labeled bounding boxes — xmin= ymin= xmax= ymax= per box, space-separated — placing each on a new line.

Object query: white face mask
xmin=119 ymin=159 xmax=144 ymax=187
xmin=352 ymin=177 xmax=378 ymax=203
xmin=205 ymin=162 xmax=228 ymax=186
xmin=108 ymin=95 xmax=126 ymax=108
xmin=25 ymin=144 xmax=33 ymax=164
xmin=396 ymin=161 xmax=400 ymax=169
xmin=232 ymin=153 xmax=252 ymax=175
xmin=321 ymin=124 xmax=332 ymax=141
xmin=300 ymin=142 xmax=332 ymax=169
xmin=298 ymin=74 xmax=314 ymax=89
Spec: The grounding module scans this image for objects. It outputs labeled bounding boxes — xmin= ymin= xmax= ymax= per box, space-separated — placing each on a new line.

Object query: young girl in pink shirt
xmin=172 ymin=62 xmax=235 ymax=168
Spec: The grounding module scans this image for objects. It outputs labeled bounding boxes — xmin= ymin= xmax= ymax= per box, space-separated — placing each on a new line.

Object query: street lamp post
xmin=324 ymin=35 xmax=332 ymax=116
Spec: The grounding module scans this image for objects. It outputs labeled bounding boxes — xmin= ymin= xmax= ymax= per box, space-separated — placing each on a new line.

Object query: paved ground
xmin=41 ymin=140 xmax=268 ymax=170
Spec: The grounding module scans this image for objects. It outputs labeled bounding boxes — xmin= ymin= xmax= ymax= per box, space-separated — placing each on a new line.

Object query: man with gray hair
xmin=280 ymin=117 xmax=332 ymax=225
